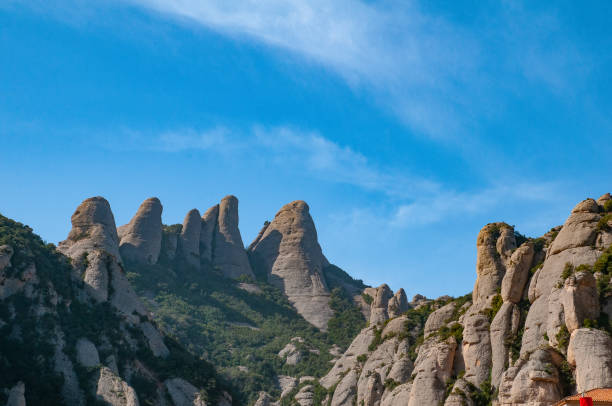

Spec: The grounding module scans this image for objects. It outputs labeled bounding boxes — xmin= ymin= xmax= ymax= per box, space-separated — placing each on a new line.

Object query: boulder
xmin=249 ymin=200 xmax=332 ymax=329
xmin=165 ymin=378 xmax=206 ymax=406
xmin=424 ymin=302 xmax=456 ymax=336
xmin=387 ymin=288 xmax=409 ymax=318
xmin=213 ymin=195 xmax=254 ymax=279
xmin=76 ymin=337 xmax=100 ymax=368
xmin=561 ymin=271 xmax=599 ymax=332
xmin=548 ymin=199 xmax=600 ymax=256
xmin=295 ymin=385 xmax=315 ymax=406
xmin=505 ymin=350 xmax=561 ymax=406
xmin=179 ymin=209 xmax=202 ymax=267
xmin=369 ymin=284 xmax=393 ymax=325
xmin=141 ymin=321 xmax=170 ymax=358
xmin=119 ymin=197 xmax=163 ymax=264
xmin=501 ymin=242 xmax=534 ymax=303
xmin=96 ymin=366 xmax=139 ymax=406
xmin=567 ymin=328 xmax=612 ymax=393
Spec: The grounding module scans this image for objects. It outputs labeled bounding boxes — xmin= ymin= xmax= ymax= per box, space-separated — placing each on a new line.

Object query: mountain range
xmin=1 ymin=192 xmax=611 ymax=406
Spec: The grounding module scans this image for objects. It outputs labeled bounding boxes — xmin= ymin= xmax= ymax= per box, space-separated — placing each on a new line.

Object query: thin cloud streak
xmin=127 ymin=125 xmax=562 ymax=228
xmin=120 ymin=0 xmax=584 ymax=139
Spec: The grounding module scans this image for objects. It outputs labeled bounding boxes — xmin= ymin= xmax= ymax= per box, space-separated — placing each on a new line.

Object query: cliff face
xmin=248 ymin=200 xmax=334 ymax=330
xmin=276 ymin=193 xmax=612 ymax=406
xmin=0 ymin=199 xmax=231 ymax=406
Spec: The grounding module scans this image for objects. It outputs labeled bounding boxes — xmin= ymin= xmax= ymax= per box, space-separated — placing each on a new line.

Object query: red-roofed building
xmin=553 ymin=388 xmax=612 ymax=405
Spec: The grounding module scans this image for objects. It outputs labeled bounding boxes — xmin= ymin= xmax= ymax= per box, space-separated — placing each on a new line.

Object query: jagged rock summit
xmin=118 ymin=197 xmax=163 ymax=265
xmin=249 ymin=200 xmax=334 ymax=330
xmin=275 ymin=192 xmax=612 ymax=406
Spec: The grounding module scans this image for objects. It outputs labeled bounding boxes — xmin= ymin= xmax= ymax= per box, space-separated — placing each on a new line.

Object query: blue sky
xmin=1 ymin=1 xmax=610 ymax=299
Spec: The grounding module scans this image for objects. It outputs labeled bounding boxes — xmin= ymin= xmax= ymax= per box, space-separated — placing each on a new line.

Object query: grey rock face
xmin=501 ymin=242 xmax=534 ymax=303
xmin=387 ymin=288 xmax=409 ymax=318
xmin=200 ymin=204 xmax=219 ymax=263
xmin=179 ymin=209 xmax=202 ymax=268
xmin=141 ymin=321 xmax=170 ymax=358
xmin=58 ymin=196 xmax=121 ymax=261
xmin=213 ymin=196 xmax=254 ymax=279
xmin=119 ymin=197 xmax=163 ymax=264
xmin=165 ymin=378 xmax=207 ymax=406
xmin=561 ymin=271 xmax=599 ymax=332
xmin=6 ymin=381 xmax=26 ymax=406
xmin=96 ymin=366 xmax=139 ymax=406
xmin=567 ymin=328 xmax=612 ymax=393
xmin=249 ymin=200 xmax=332 ymax=329
xmin=369 ymin=284 xmax=393 ymax=325
xmin=76 ymin=338 xmax=100 ymax=368
xmin=473 ymin=223 xmax=514 ymax=305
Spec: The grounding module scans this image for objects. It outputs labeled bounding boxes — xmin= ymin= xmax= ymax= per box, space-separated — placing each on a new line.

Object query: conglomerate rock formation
xmin=248 ymin=200 xmax=334 ymax=330
xmin=272 ymin=193 xmax=612 ymax=406
xmin=2 ymin=192 xmax=612 ymax=406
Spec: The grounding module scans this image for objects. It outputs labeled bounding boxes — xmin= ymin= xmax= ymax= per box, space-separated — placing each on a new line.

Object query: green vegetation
xmin=465 ymin=375 xmax=494 ymax=406
xmin=0 ymin=214 xmax=228 ymax=405
xmin=481 ymin=294 xmax=503 ymax=322
xmin=126 ymin=257 xmax=366 ymax=404
xmin=604 ymin=199 xmax=612 ymax=213
xmin=361 ymin=293 xmax=373 ymax=305
xmin=559 ymin=360 xmax=576 ymax=396
xmin=598 ymin=213 xmax=612 ymax=232
xmin=555 ymin=325 xmax=570 ymax=353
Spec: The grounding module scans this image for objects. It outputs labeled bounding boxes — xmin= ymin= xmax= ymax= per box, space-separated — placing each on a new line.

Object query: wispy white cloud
xmin=132 ymin=125 xmax=562 ymax=228
xmin=117 ymin=0 xmax=584 ymax=139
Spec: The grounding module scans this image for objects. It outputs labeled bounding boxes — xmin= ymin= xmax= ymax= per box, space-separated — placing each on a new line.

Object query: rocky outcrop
xmin=58 ymin=197 xmax=147 ymax=320
xmin=387 ymin=288 xmax=409 ymax=318
xmin=96 ymin=367 xmax=140 ymax=406
xmin=58 ymin=196 xmax=122 ymax=260
xmin=119 ymin=198 xmax=163 ymax=264
xmin=369 ymin=284 xmax=393 ymax=325
xmin=561 ymin=271 xmax=599 ymax=332
xmin=76 ymin=337 xmax=100 ymax=368
xmin=249 ymin=200 xmax=333 ymax=330
xmin=179 ymin=209 xmax=202 ymax=268
xmin=6 ymin=381 xmax=26 ymax=406
xmin=200 ymin=204 xmax=219 ymax=263
xmin=165 ymin=378 xmax=207 ymax=406
xmin=567 ymin=328 xmax=612 ymax=393
xmin=212 ymin=195 xmax=254 ymax=279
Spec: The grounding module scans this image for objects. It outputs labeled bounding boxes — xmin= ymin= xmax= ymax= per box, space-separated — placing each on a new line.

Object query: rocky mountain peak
xmin=58 ymin=197 xmax=146 ymax=319
xmin=213 ymin=195 xmax=254 ymax=279
xmin=59 ymin=196 xmax=121 ymax=261
xmin=179 ymin=208 xmax=202 ymax=267
xmin=118 ymin=197 xmax=163 ymax=265
xmin=248 ymin=199 xmax=333 ymax=330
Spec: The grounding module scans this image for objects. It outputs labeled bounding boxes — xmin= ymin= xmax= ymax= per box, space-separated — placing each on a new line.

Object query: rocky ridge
xmin=0 ymin=197 xmax=232 ymax=406
xmin=273 ymin=193 xmax=612 ymax=406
